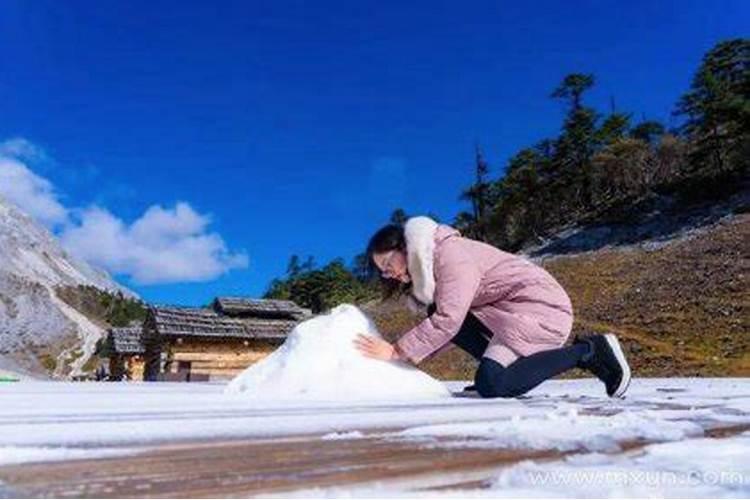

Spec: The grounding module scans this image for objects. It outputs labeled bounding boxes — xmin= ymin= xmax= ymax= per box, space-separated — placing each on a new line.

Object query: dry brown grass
xmin=547 ymin=213 xmax=748 ymax=377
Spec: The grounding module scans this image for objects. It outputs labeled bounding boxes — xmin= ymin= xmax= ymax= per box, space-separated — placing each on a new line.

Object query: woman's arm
xmin=394 ymin=239 xmax=482 ymax=364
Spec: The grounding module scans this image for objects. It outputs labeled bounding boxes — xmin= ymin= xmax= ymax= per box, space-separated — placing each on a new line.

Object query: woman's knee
xmin=474 ymin=358 xmax=525 ymax=398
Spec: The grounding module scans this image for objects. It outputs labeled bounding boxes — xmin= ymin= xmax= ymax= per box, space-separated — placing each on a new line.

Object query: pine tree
xmin=286 ymin=255 xmax=302 ymax=278
xmin=674 ymin=38 xmax=749 ymax=177
xmin=351 ymin=252 xmax=370 ymax=283
xmin=551 ymin=74 xmax=595 ymax=111
xmin=459 ymin=145 xmax=491 ymax=239
xmin=630 ymin=120 xmax=666 ymax=145
xmin=597 ymin=112 xmax=632 ymax=146
xmin=301 ymin=255 xmax=316 ymax=273
xmin=552 ymin=73 xmax=600 ymax=208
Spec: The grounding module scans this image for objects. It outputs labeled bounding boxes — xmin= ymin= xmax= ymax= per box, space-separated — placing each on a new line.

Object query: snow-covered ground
xmin=1 ymin=378 xmax=749 ymax=497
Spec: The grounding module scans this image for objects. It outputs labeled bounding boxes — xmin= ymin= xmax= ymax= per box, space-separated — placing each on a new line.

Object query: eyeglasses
xmin=379 ymin=250 xmax=398 ymax=279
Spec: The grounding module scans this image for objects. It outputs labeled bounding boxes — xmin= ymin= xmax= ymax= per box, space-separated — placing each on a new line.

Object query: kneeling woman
xmin=354 ymin=216 xmax=631 ymax=398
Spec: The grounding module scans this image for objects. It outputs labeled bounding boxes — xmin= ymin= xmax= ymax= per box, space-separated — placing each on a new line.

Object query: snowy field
xmin=1 ymin=378 xmax=749 ymax=497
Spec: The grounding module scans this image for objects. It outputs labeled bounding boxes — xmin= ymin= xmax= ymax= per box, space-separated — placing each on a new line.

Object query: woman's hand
xmin=354 ymin=334 xmax=399 ymax=361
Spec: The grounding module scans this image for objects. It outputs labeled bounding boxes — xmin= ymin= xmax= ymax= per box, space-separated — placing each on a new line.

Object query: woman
xmin=354 ymin=216 xmax=631 ymax=398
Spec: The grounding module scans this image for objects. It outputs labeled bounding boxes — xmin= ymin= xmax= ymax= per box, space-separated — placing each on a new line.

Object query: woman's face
xmin=373 ymin=250 xmax=410 ymax=283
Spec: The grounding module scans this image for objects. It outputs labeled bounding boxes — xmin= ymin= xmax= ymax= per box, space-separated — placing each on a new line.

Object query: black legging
xmin=429 ymin=304 xmax=590 ymax=398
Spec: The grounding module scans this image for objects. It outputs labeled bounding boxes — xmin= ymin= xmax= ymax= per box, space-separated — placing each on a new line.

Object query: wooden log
xmin=171 ymin=352 xmax=270 ymax=363
xmin=170 ymin=351 xmax=272 ymax=359
xmin=165 ymin=340 xmax=279 ymax=355
xmin=188 ymin=362 xmax=253 ymax=371
xmin=191 ymin=368 xmax=244 ymax=378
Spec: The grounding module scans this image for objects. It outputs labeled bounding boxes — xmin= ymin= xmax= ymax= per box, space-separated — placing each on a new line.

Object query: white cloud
xmin=1 ymin=138 xmax=248 ymax=285
xmin=0 ymin=137 xmax=51 ymax=164
xmin=61 ymin=204 xmax=248 ymax=285
xmin=0 ymin=156 xmax=69 ymax=227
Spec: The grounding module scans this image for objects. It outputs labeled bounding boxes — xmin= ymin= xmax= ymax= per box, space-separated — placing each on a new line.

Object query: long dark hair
xmin=365 ymin=223 xmax=411 ymax=300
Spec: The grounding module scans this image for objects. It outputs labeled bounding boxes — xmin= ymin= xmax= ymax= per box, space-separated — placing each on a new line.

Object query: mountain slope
xmin=542 ymin=212 xmax=748 ymax=377
xmin=0 ymin=195 xmax=135 ymax=378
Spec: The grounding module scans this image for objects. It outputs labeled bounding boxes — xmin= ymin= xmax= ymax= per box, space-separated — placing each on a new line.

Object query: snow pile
xmin=224 ymin=304 xmax=451 ymax=401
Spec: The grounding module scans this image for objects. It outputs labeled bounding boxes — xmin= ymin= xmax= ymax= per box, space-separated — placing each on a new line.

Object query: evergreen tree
xmin=286 ymin=254 xmax=302 ymax=278
xmin=351 ymin=252 xmax=370 ymax=283
xmin=459 ymin=145 xmax=491 ymax=239
xmin=301 ymin=255 xmax=316 ymax=273
xmin=552 ymin=73 xmax=600 ymax=208
xmin=265 ymin=256 xmax=378 ymax=313
xmin=674 ymin=38 xmax=749 ymax=176
xmin=453 ymin=211 xmax=476 ymax=235
xmin=551 ymin=73 xmax=595 ymax=111
xmin=630 ymin=120 xmax=666 ymax=144
xmin=597 ymin=112 xmax=632 ymax=146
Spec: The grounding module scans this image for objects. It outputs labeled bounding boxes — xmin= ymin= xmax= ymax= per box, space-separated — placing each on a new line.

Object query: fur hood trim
xmin=404 ymin=216 xmax=439 ymax=305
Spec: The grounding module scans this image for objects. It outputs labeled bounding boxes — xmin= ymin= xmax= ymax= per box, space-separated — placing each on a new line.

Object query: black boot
xmin=573 ymin=334 xmax=631 ymax=398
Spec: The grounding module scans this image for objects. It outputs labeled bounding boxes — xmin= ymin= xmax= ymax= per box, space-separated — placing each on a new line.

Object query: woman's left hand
xmin=354 ymin=334 xmax=398 ymax=361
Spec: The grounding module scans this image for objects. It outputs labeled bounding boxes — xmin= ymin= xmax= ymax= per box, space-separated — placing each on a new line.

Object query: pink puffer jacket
xmin=394 ymin=217 xmax=574 ymax=366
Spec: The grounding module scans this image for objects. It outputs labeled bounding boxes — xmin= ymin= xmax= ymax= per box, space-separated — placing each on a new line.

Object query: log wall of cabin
xmin=165 ymin=338 xmax=280 ymax=380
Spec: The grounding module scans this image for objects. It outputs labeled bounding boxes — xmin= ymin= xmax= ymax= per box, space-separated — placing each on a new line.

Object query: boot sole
xmin=604 ymin=333 xmax=631 ymax=398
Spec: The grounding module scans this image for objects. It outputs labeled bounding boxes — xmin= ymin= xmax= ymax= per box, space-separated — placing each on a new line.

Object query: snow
xmin=0 ymin=377 xmax=748 ymax=491
xmin=303 ymin=433 xmax=750 ymax=498
xmin=48 ymin=290 xmax=105 ymax=378
xmin=0 ymin=446 xmax=142 ymax=467
xmin=481 ymin=433 xmax=750 ymax=498
xmin=521 ymin=188 xmax=749 ymax=259
xmin=0 ymin=354 xmax=45 ymax=381
xmin=321 ymin=431 xmax=366 ymax=440
xmin=224 ymin=304 xmax=451 ymax=401
xmin=398 ymin=407 xmax=705 ymax=453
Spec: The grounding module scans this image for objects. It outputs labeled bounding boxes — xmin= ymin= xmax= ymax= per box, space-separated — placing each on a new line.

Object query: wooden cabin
xmin=142 ymin=297 xmax=309 ymax=382
xmin=104 ymin=327 xmax=146 ymax=381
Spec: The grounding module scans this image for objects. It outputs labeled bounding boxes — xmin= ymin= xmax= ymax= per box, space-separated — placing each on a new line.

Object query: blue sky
xmin=1 ymin=0 xmax=747 ymax=305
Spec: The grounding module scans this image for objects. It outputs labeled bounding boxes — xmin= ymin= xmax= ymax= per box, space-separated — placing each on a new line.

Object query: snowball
xmin=224 ymin=304 xmax=451 ymax=401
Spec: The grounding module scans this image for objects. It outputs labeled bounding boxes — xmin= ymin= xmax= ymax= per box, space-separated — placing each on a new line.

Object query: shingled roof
xmin=106 ymin=327 xmax=145 ymax=355
xmin=213 ymin=297 xmax=309 ymax=319
xmin=147 ymin=305 xmax=298 ymax=340
xmin=148 ymin=306 xmax=247 ymax=338
xmin=239 ymin=317 xmax=299 ymax=339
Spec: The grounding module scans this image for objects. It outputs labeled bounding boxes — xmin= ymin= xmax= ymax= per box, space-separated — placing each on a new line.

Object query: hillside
xmin=545 ymin=211 xmax=748 ymax=377
xmin=0 ymin=195 xmax=136 ymax=379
